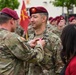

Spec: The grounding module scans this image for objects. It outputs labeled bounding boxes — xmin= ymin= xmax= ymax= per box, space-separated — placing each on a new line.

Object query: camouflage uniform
xmin=0 ymin=29 xmax=44 ymax=75
xmin=28 ymin=25 xmax=63 ymax=75
xmin=47 ymin=24 xmax=62 ymax=37
xmin=28 ymin=25 xmax=34 ymax=34
xmin=15 ymin=25 xmax=24 ymax=36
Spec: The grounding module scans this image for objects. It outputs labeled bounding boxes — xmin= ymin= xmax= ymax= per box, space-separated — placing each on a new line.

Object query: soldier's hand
xmin=28 ymin=38 xmax=39 ymax=48
xmin=37 ymin=39 xmax=45 ymax=47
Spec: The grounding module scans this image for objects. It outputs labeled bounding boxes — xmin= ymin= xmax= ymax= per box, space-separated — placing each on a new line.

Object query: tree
xmin=50 ymin=0 xmax=76 ymax=15
xmin=0 ymin=0 xmax=20 ymax=10
xmin=50 ymin=0 xmax=76 ymax=23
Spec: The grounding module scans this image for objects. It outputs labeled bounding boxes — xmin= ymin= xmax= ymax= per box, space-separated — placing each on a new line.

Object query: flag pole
xmin=20 ymin=0 xmax=29 ymax=40
xmin=25 ymin=31 xmax=28 ymax=40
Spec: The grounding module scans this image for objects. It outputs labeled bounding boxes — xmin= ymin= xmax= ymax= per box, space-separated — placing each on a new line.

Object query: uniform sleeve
xmin=4 ymin=33 xmax=44 ymax=62
xmin=49 ymin=32 xmax=64 ymax=73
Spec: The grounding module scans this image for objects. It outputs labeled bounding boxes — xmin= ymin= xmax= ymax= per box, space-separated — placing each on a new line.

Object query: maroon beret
xmin=56 ymin=16 xmax=65 ymax=25
xmin=60 ymin=16 xmax=64 ymax=20
xmin=29 ymin=6 xmax=48 ymax=16
xmin=55 ymin=16 xmax=60 ymax=21
xmin=1 ymin=7 xmax=19 ymax=20
xmin=49 ymin=17 xmax=53 ymax=21
xmin=69 ymin=16 xmax=76 ymax=22
xmin=50 ymin=18 xmax=55 ymax=23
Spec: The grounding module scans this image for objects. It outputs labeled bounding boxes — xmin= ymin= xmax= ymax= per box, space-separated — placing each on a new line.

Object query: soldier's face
xmin=71 ymin=19 xmax=76 ymax=24
xmin=58 ymin=20 xmax=65 ymax=26
xmin=30 ymin=13 xmax=43 ymax=29
xmin=57 ymin=20 xmax=65 ymax=30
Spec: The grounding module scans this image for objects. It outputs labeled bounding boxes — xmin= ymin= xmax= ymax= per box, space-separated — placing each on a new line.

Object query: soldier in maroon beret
xmin=48 ymin=16 xmax=53 ymax=24
xmin=0 ymin=7 xmax=19 ymax=32
xmin=28 ymin=6 xmax=63 ymax=75
xmin=51 ymin=18 xmax=57 ymax=26
xmin=69 ymin=16 xmax=76 ymax=24
xmin=49 ymin=16 xmax=53 ymax=21
xmin=54 ymin=16 xmax=60 ymax=26
xmin=1 ymin=7 xmax=24 ymax=36
xmin=57 ymin=16 xmax=66 ymax=29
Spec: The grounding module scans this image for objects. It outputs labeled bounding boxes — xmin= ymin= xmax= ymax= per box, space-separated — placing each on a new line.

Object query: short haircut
xmin=0 ymin=12 xmax=12 ymax=24
xmin=39 ymin=13 xmax=48 ymax=22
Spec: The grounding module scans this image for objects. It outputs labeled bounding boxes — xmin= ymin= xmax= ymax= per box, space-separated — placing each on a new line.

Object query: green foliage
xmin=53 ymin=0 xmax=64 ymax=6
xmin=52 ymin=0 xmax=76 ymax=9
xmin=0 ymin=0 xmax=20 ymax=10
xmin=50 ymin=0 xmax=76 ymax=23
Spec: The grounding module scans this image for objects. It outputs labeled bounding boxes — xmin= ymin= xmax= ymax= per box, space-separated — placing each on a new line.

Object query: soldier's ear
xmin=10 ymin=18 xmax=15 ymax=25
xmin=42 ymin=16 xmax=47 ymax=23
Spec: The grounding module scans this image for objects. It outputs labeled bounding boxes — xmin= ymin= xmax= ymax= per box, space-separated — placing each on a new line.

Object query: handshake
xmin=28 ymin=38 xmax=45 ymax=48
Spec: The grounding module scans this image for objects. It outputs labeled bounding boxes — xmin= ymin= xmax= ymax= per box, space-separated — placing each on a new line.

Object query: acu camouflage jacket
xmin=0 ymin=29 xmax=43 ymax=75
xmin=27 ymin=25 xmax=63 ymax=75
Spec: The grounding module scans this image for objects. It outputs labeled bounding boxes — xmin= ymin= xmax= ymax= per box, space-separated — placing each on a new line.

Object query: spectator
xmin=60 ymin=24 xmax=76 ymax=75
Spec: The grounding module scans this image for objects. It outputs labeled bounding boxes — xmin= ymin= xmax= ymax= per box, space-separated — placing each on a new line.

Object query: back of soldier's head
xmin=0 ymin=7 xmax=19 ymax=25
xmin=0 ymin=12 xmax=12 ymax=24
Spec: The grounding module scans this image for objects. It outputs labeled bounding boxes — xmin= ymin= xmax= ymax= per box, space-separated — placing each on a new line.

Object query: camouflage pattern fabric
xmin=15 ymin=25 xmax=24 ymax=36
xmin=0 ymin=29 xmax=43 ymax=75
xmin=28 ymin=25 xmax=34 ymax=34
xmin=47 ymin=24 xmax=62 ymax=37
xmin=28 ymin=25 xmax=63 ymax=75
